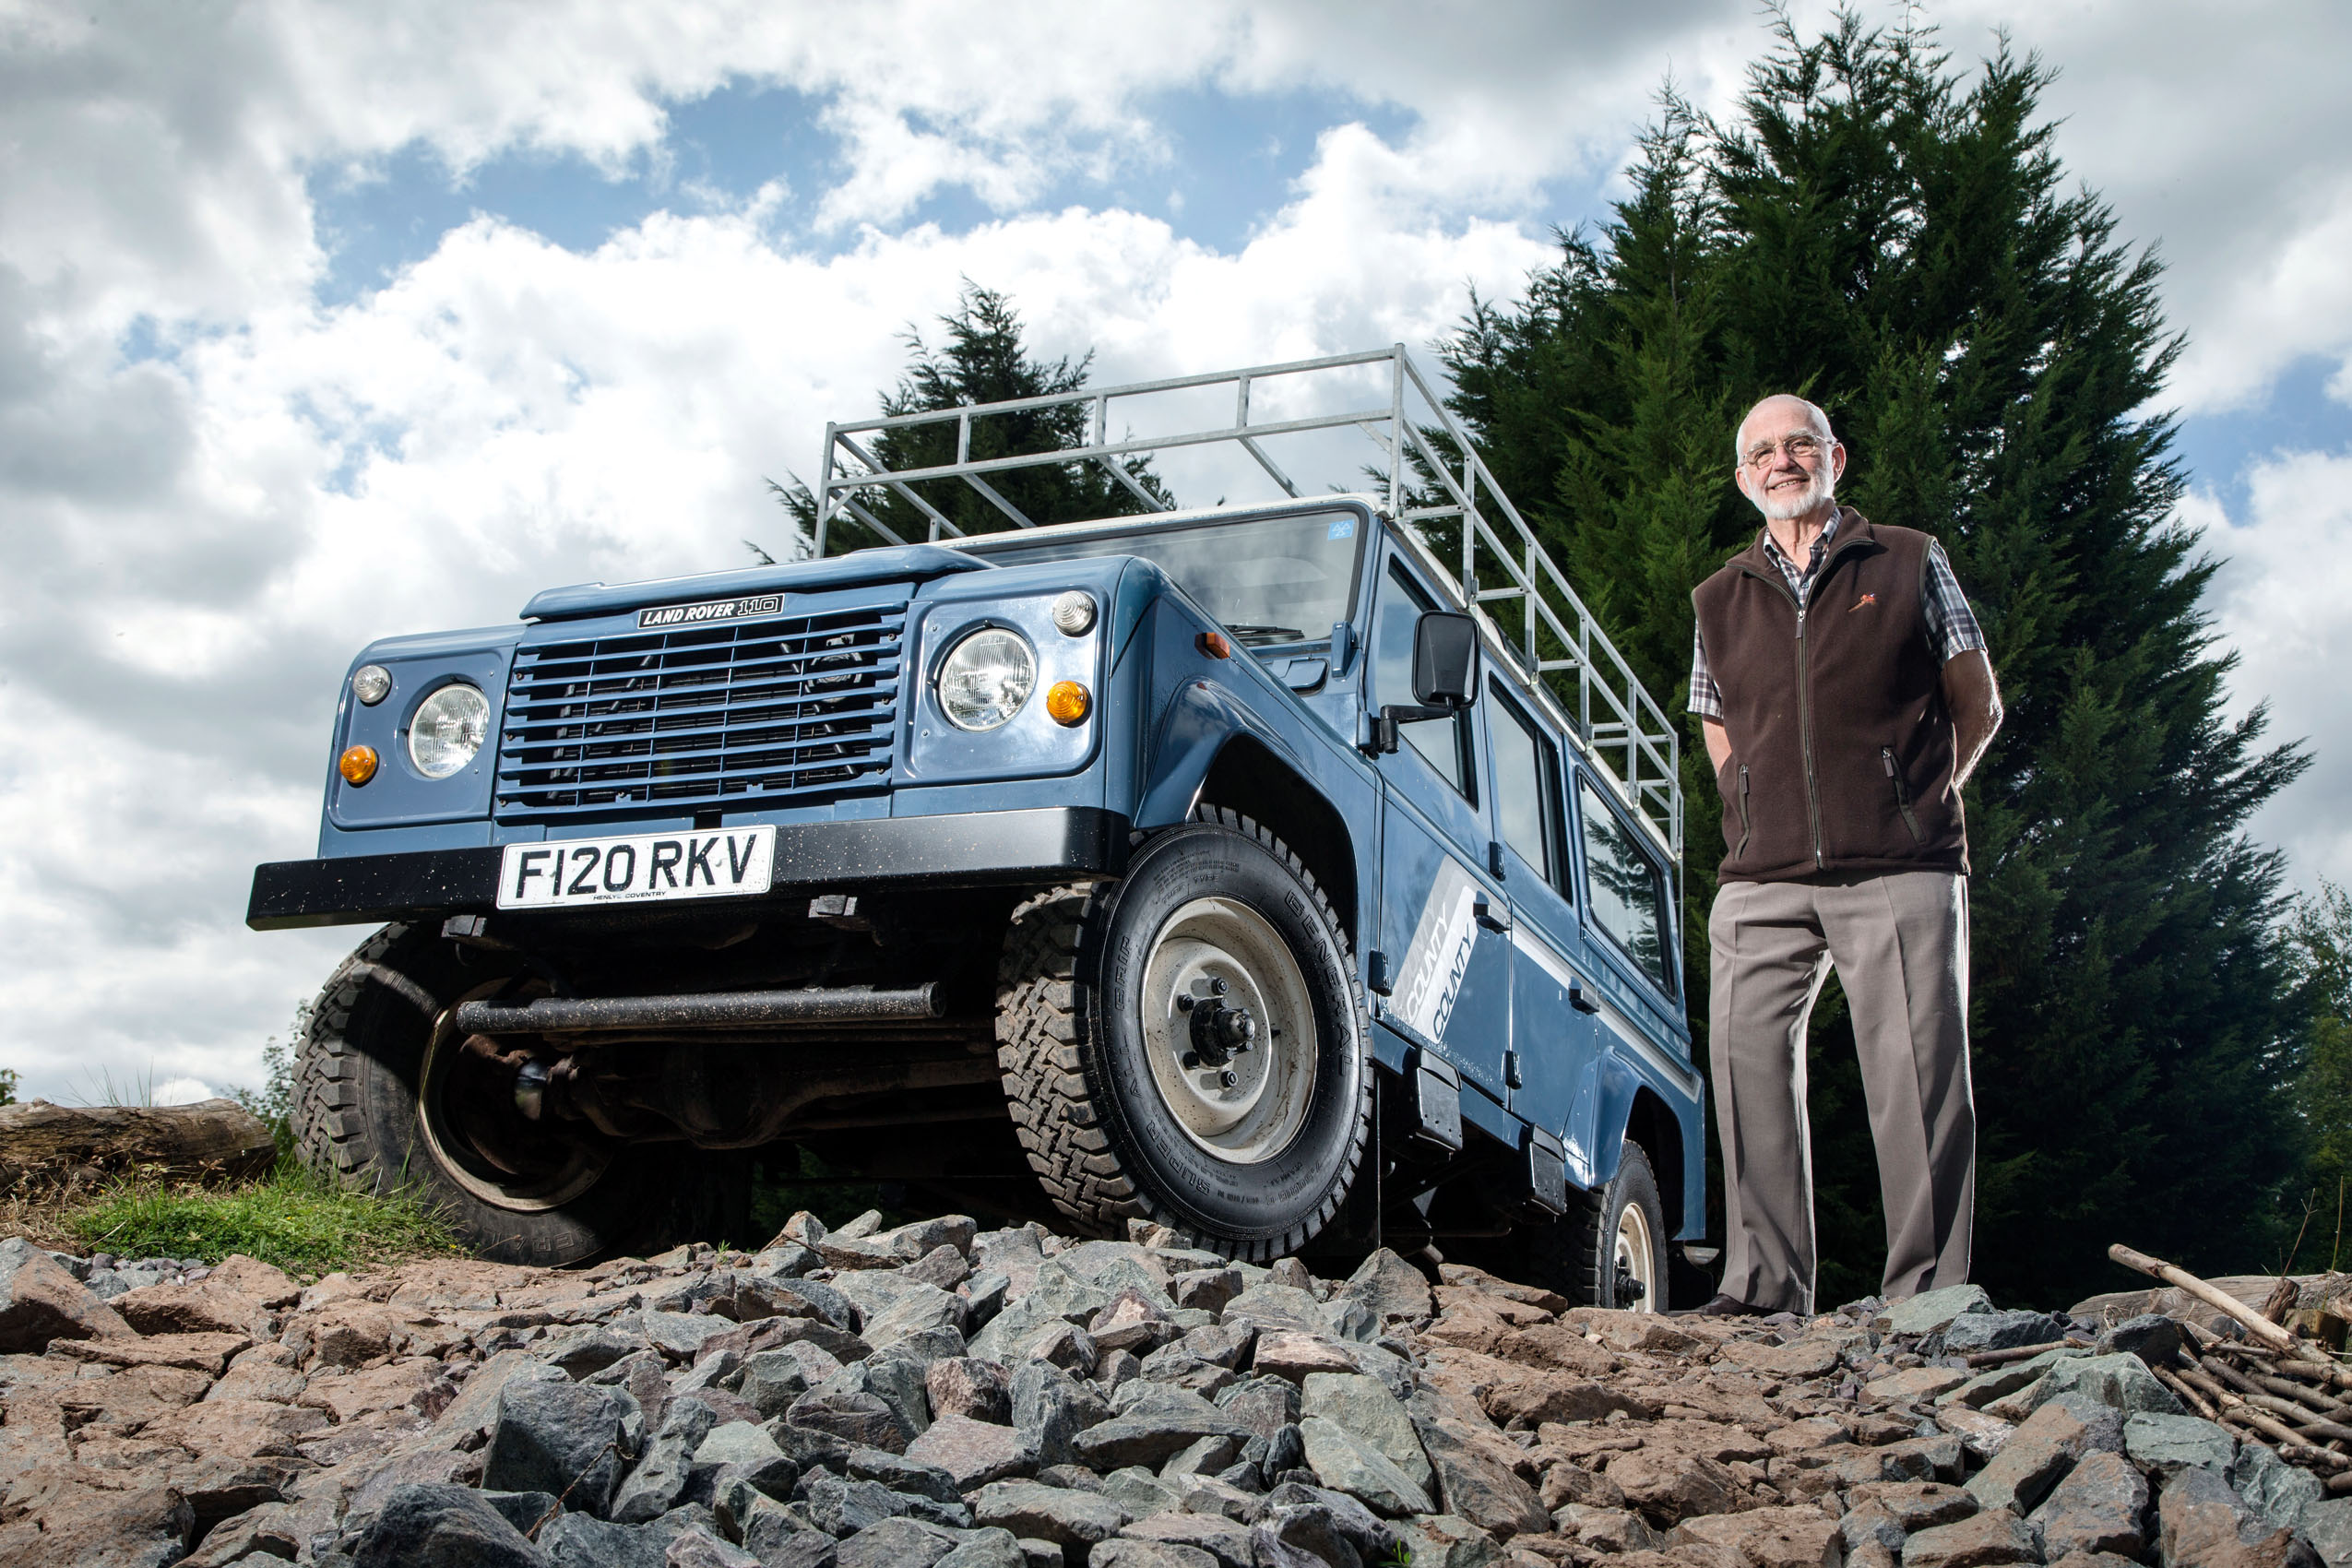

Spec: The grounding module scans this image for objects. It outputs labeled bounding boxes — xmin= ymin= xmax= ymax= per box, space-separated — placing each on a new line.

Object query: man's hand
xmin=1704 ymin=719 xmax=1733 ymax=776
xmin=1942 ymin=649 xmax=2003 ymax=788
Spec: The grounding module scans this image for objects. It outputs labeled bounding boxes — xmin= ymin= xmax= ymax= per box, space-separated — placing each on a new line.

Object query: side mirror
xmin=1412 ymin=612 xmax=1479 ymax=709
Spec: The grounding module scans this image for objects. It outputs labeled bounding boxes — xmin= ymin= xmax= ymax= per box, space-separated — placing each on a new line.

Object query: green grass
xmin=62 ymin=1159 xmax=463 ymax=1277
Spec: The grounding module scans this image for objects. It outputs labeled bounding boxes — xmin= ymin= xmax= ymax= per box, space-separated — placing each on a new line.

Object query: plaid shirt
xmin=1688 ymin=507 xmax=1986 ymax=723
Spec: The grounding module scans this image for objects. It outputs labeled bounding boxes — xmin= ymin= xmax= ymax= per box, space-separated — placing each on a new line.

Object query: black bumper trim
xmin=247 ymin=807 xmax=1132 ymax=931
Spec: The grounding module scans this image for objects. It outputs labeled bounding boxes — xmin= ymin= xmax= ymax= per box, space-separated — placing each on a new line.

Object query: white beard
xmin=1754 ymin=464 xmax=1835 ymax=520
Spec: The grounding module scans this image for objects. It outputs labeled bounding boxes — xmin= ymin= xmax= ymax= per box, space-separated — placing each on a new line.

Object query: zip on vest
xmin=1739 ymin=530 xmax=1874 ymax=873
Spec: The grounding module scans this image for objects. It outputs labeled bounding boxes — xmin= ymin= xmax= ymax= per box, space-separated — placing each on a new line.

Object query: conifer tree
xmin=1444 ymin=15 xmax=2309 ymax=1303
xmin=775 ymin=284 xmax=1168 ymax=558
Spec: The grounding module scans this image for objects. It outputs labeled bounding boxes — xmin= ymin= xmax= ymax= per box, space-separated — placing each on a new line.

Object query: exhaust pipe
xmin=455 ymin=982 xmax=943 ymax=1036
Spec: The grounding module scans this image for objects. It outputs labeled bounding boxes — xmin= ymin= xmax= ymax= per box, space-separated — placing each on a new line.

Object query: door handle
xmin=1569 ymin=981 xmax=1601 ymax=1015
xmin=1473 ymin=896 xmax=1510 ymax=934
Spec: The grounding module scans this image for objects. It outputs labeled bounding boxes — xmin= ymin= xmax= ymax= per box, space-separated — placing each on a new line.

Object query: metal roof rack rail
xmin=811 ymin=344 xmax=1681 ymax=860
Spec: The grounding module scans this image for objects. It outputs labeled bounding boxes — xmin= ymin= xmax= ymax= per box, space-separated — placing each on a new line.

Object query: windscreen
xmin=967 ymin=508 xmax=1365 ymax=647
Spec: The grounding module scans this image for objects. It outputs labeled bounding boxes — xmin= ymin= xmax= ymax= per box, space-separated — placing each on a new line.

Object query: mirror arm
xmin=1361 ymin=703 xmax=1463 ymax=756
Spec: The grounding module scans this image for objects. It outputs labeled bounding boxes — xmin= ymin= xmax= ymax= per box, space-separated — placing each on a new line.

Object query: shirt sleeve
xmin=1688 ymin=623 xmax=1724 ymax=722
xmin=1920 ymin=540 xmax=1988 ymax=665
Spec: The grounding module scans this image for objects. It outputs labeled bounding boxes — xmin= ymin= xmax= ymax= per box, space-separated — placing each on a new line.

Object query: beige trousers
xmin=1707 ymin=871 xmax=1974 ymax=1314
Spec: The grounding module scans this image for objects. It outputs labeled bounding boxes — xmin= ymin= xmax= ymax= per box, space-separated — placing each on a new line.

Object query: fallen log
xmin=0 ymin=1099 xmax=275 ymax=1189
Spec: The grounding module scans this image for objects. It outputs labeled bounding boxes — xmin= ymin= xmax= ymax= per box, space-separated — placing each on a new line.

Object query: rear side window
xmin=1489 ymin=687 xmax=1563 ymax=893
xmin=1579 ymin=780 xmax=1671 ymax=990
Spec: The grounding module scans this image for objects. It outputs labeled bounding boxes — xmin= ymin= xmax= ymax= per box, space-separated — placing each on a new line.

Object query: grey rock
xmin=1221 ymin=1283 xmax=1324 ymax=1336
xmin=832 ymin=1272 xmax=965 ymax=1354
xmin=2095 ymin=1313 xmax=2185 ymax=1365
xmin=1076 ymin=1385 xmax=1255 ymax=1471
xmin=928 ymin=1358 xmax=1014 ymax=1423
xmin=963 ymin=1272 xmax=1011 ymax=1331
xmin=640 ymin=1310 xmax=738 ymax=1362
xmin=1339 ymin=1250 xmax=1433 ymax=1324
xmin=616 ymin=1397 xmax=722 ymax=1524
xmin=935 ymin=1526 xmax=1028 ymax=1568
xmin=1964 ymin=1394 xmax=2123 ymax=1515
xmin=906 ymin=1413 xmax=1029 ymax=1490
xmin=1054 ymin=1242 xmax=1177 ymax=1307
xmin=742 ymin=1344 xmax=848 ymax=1420
xmin=835 ymin=1516 xmax=959 ymax=1568
xmin=1392 ymin=1515 xmax=1503 ymax=1568
xmin=787 ymin=1388 xmax=908 ymax=1454
xmin=1123 ymin=1511 xmax=1255 ymax=1568
xmin=844 ymin=1446 xmax=960 ymax=1505
xmin=2126 ymin=1412 xmax=2238 ymax=1480
xmin=2296 ymin=1497 xmax=2352 ymax=1568
xmin=352 ymin=1483 xmax=551 ymax=1568
xmin=1214 ymin=1377 xmax=1300 ymax=1442
xmin=1094 ymin=1348 xmax=1145 ymax=1396
xmin=539 ymin=1513 xmax=674 ymax=1568
xmin=1940 ymin=1311 xmax=2069 ymax=1357
xmin=899 ymin=1245 xmax=974 ymax=1291
xmin=1170 ymin=1268 xmax=1243 ymax=1316
xmin=1170 ymin=1472 xmax=1268 ymax=1524
xmin=971 ymin=1480 xmax=1135 ymax=1549
xmin=2032 ymin=1351 xmax=2187 ymax=1417
xmin=1938 ymin=1347 xmax=2089 ymax=1409
xmin=972 ymin=1227 xmax=1048 ymax=1298
xmin=1298 ymin=1416 xmax=1433 ymax=1517
xmin=1898 ymin=1506 xmax=2037 ymax=1568
xmin=733 ymin=1494 xmax=837 ymax=1568
xmin=772 ymin=1278 xmax=862 ymax=1334
xmin=773 ymin=1423 xmax=856 ymax=1475
xmin=1299 ymin=1372 xmax=1431 ymax=1491
xmin=1158 ymin=1432 xmax=1244 ymax=1478
xmin=1039 ymin=1464 xmax=1107 ymax=1492
xmin=863 ymin=1354 xmax=932 ymax=1437
xmin=548 ymin=1327 xmax=648 ymax=1379
xmin=1013 ymin=1360 xmax=1113 ymax=1469
xmin=795 ymin=1472 xmax=927 ymax=1538
xmin=482 ymin=1492 xmax=563 ymax=1536
xmin=2159 ymin=1466 xmax=2324 ymax=1568
xmin=1404 ymin=1390 xmax=1550 ymax=1539
xmin=675 ymin=1347 xmax=745 ymax=1396
xmin=1088 ymin=1541 xmax=1218 ymax=1568
xmin=872 ymin=1216 xmax=981 ymax=1261
xmin=2231 ymin=1439 xmax=2327 ymax=1535
xmin=1102 ymin=1466 xmax=1183 ymax=1518
xmin=483 ymin=1376 xmax=634 ymax=1518
xmin=1317 ymin=1295 xmax=1379 ymax=1345
xmin=1261 ymin=1483 xmax=1399 ymax=1558
xmin=1879 ymin=1284 xmax=1994 ymax=1337
xmin=2029 ymin=1450 xmax=2148 ymax=1558
xmin=661 ymin=1526 xmax=760 ymax=1567
xmin=886 ymin=1325 xmax=969 ymax=1369
xmin=749 ymin=1244 xmax=821 ymax=1280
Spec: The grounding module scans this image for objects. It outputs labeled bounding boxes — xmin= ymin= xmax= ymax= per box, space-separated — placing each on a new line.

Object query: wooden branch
xmin=2278 ymin=1442 xmax=2352 ymax=1475
xmin=1962 ymin=1339 xmax=2073 ymax=1368
xmin=0 ymin=1099 xmax=275 ymax=1189
xmin=2155 ymin=1364 xmax=2224 ymax=1422
xmin=2111 ymin=1244 xmax=2299 ymax=1352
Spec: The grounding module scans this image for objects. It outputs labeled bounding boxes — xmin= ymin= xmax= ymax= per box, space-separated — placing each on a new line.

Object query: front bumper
xmin=247 ymin=807 xmax=1132 ymax=931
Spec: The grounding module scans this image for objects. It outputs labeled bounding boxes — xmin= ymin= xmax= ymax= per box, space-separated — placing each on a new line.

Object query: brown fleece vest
xmin=1692 ymin=512 xmax=1967 ymax=883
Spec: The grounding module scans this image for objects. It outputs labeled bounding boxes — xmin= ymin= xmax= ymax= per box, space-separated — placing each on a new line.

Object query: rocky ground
xmin=0 ymin=1215 xmax=2343 ymax=1568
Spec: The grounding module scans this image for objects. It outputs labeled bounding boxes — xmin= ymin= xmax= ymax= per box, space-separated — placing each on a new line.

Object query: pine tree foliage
xmin=2294 ymin=884 xmax=2352 ymax=1237
xmin=777 ymin=284 xmax=1169 ymax=557
xmin=1442 ymin=14 xmax=2310 ymax=1303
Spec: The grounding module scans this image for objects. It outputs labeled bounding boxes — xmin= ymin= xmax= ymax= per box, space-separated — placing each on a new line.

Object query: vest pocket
xmin=1883 ymin=746 xmax=1924 ymax=845
xmin=1735 ymin=764 xmax=1753 ymax=858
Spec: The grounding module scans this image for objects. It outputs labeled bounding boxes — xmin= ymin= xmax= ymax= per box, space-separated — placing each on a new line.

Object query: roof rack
xmin=811 ymin=344 xmax=1682 ymax=860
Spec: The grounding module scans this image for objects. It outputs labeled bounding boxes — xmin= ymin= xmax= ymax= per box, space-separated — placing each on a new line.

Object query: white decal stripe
xmin=1506 ymin=925 xmax=1700 ymax=1093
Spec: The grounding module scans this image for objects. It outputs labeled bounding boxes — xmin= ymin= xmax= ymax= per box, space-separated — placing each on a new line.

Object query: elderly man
xmin=1686 ymin=394 xmax=2002 ymax=1316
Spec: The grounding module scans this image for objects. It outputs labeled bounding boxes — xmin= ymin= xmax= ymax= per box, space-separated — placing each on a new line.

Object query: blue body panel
xmin=301 ymin=503 xmax=1707 ymax=1236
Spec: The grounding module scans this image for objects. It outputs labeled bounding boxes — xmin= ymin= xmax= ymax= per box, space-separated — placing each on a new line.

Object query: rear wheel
xmin=292 ymin=922 xmax=662 ymax=1265
xmin=995 ymin=807 xmax=1370 ymax=1261
xmin=1530 ymin=1141 xmax=1668 ymax=1312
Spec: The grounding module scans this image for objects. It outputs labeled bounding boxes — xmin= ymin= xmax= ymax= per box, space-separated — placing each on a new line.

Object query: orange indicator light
xmin=1046 ymin=681 xmax=1091 ymax=726
xmin=339 ymin=744 xmax=380 ymax=786
xmin=1196 ymin=631 xmax=1231 ymax=659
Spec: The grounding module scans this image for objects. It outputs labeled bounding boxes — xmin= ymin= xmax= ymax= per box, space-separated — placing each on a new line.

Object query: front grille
xmin=495 ymin=605 xmax=903 ymax=819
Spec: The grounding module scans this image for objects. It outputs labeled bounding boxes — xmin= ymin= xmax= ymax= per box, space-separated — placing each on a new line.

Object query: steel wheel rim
xmin=1138 ymin=896 xmax=1317 ymax=1163
xmin=416 ymin=983 xmax=611 ymax=1211
xmin=1613 ymin=1195 xmax=1656 ymax=1313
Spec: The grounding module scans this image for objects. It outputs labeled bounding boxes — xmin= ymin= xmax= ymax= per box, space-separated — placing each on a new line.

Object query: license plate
xmin=496 ymin=826 xmax=777 ymax=910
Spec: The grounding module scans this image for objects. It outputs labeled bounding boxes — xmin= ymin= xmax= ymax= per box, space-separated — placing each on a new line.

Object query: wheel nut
xmin=1219 ymin=1070 xmax=1238 ymax=1088
xmin=1210 ymin=978 xmax=1229 ymax=995
xmin=1182 ymin=1051 xmax=1201 ymax=1070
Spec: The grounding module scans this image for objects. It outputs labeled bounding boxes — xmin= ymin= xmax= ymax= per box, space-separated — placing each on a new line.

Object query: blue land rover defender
xmin=250 ymin=348 xmax=1704 ymax=1307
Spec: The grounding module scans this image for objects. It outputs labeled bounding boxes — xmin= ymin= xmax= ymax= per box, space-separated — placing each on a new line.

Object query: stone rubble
xmin=0 ymin=1224 xmax=2345 ymax=1567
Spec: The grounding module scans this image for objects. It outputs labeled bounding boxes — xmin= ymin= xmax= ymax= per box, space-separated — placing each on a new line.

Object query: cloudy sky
xmin=4 ymin=0 xmax=2348 ymax=1106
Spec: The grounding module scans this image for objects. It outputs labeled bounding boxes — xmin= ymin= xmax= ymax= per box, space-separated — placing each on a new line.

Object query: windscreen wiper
xmin=1223 ymin=624 xmax=1306 ymax=646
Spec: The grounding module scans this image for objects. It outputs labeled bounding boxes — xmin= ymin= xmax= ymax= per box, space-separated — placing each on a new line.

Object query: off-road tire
xmin=293 ymin=921 xmax=660 ymax=1265
xmin=995 ymin=806 xmax=1371 ymax=1261
xmin=1529 ymin=1140 xmax=1668 ymax=1311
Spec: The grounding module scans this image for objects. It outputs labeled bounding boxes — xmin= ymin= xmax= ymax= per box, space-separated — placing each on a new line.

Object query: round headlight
xmin=351 ymin=664 xmax=392 ymax=706
xmin=937 ymin=627 xmax=1036 ymax=731
xmin=1051 ymin=591 xmax=1097 ymax=636
xmin=409 ymin=684 xmax=490 ymax=778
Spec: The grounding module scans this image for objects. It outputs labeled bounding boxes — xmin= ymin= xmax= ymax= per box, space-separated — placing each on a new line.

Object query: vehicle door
xmin=1369 ymin=552 xmax=1511 ymax=1095
xmin=1483 ymin=681 xmax=1603 ymax=1186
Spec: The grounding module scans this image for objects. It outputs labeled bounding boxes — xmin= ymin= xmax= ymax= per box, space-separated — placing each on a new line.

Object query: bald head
xmin=1734 ymin=395 xmax=1835 ymax=466
xmin=1734 ymin=395 xmax=1846 ymax=525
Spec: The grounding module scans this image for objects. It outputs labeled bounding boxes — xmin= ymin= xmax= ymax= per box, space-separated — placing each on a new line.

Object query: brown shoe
xmin=1681 ymin=1292 xmax=1768 ymax=1318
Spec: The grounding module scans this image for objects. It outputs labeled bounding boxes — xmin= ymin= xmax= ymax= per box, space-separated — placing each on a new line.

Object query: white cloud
xmin=2191 ymin=454 xmax=2352 ymax=893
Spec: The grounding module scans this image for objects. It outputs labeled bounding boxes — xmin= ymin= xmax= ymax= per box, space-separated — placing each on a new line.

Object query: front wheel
xmin=995 ymin=807 xmax=1370 ymax=1261
xmin=1530 ymin=1141 xmax=1668 ymax=1312
xmin=292 ymin=922 xmax=663 ymax=1265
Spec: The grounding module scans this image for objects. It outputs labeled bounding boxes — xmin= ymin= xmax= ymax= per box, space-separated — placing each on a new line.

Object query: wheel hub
xmin=1139 ymin=897 xmax=1316 ymax=1163
xmin=1612 ymin=1195 xmax=1656 ymax=1313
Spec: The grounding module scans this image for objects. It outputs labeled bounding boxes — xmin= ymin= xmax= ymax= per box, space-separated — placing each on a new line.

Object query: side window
xmin=1579 ymin=780 xmax=1671 ymax=990
xmin=1489 ymin=686 xmax=1564 ymax=894
xmin=1373 ymin=558 xmax=1475 ymax=802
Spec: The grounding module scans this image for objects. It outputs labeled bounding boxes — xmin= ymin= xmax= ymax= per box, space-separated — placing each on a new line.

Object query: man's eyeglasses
xmin=1741 ymin=434 xmax=1829 ymax=470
